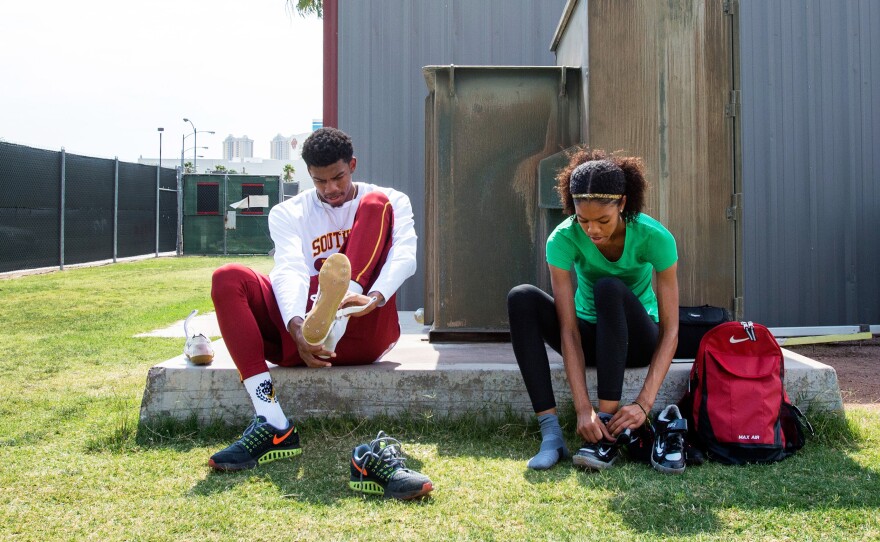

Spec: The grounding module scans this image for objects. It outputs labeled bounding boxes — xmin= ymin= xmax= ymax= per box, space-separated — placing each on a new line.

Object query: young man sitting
xmin=207 ymin=127 xmax=417 ymax=472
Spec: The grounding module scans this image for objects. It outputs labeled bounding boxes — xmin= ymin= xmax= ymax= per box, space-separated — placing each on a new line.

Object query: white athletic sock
xmin=242 ymin=373 xmax=288 ymax=429
xmin=349 ymin=280 xmax=363 ymax=295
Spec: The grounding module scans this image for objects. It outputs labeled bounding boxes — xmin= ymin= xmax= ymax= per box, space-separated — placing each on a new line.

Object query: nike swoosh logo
xmin=729 ymin=336 xmax=749 ymax=344
xmin=351 ymin=458 xmax=368 ymax=476
xmin=273 ymin=427 xmax=295 ymax=445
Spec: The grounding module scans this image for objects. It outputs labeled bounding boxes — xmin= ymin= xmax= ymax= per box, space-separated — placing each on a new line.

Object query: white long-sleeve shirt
xmin=268 ymin=182 xmax=417 ymax=328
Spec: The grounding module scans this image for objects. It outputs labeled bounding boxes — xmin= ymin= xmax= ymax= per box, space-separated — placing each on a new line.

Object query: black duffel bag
xmin=674 ymin=305 xmax=732 ymax=359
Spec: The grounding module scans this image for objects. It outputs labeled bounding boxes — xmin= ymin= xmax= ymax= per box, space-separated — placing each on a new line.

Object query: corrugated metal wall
xmin=740 ymin=0 xmax=880 ymax=326
xmin=336 ymin=0 xmax=567 ymax=310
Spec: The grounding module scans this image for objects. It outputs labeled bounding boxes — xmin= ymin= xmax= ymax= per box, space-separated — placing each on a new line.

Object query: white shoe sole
xmin=303 ymin=253 xmax=352 ymax=346
xmin=572 ymin=451 xmax=616 ymax=470
xmin=650 ymin=457 xmax=686 ymax=474
xmin=184 ymin=344 xmax=214 ymax=365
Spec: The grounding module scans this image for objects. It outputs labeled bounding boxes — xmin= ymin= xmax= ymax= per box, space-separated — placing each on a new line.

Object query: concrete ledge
xmin=139 ymin=313 xmax=844 ymax=425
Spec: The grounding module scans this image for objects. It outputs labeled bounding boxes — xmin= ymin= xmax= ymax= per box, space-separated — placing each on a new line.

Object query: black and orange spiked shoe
xmin=349 ymin=432 xmax=433 ymax=500
xmin=208 ymin=416 xmax=301 ymax=472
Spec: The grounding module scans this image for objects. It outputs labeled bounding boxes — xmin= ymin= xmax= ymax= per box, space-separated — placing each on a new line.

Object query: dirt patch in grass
xmin=788 ymin=336 xmax=880 ymax=410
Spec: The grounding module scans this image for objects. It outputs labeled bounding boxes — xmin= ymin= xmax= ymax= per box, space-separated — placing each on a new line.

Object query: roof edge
xmin=550 ymin=0 xmax=580 ymax=52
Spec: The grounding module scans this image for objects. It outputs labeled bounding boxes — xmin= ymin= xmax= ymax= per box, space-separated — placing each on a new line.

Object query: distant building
xmin=222 ymin=135 xmax=254 ymax=159
xmin=311 ymin=119 xmax=323 ymax=131
xmin=270 ymin=132 xmax=314 ymax=161
xmin=270 ymin=134 xmax=296 ymax=160
xmin=138 ymin=155 xmax=310 ymax=187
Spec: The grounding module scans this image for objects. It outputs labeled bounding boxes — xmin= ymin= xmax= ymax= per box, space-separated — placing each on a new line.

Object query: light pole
xmin=182 ymin=118 xmax=214 ymax=172
xmin=156 ymin=127 xmax=164 ymax=257
xmin=183 ymin=118 xmax=196 ymax=171
xmin=183 ymin=146 xmax=208 ymax=171
xmin=178 ymin=122 xmax=214 ymax=256
xmin=180 ymin=122 xmax=214 ymax=173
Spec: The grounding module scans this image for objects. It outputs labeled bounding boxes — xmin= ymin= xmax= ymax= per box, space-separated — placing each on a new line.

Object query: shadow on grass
xmin=133 ymin=409 xmax=878 ymax=527
xmin=184 ymin=419 xmax=433 ymax=505
xmin=129 ymin=411 xmax=536 ymax=504
xmin=136 ymin=414 xmax=238 ymax=452
xmin=561 ymin=410 xmax=880 ymax=537
xmin=186 ymin=448 xmax=432 ymax=506
xmin=136 ymin=410 xmax=536 ymax=460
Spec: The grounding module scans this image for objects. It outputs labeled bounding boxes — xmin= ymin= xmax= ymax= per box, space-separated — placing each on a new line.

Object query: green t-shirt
xmin=545 ymin=213 xmax=677 ymax=323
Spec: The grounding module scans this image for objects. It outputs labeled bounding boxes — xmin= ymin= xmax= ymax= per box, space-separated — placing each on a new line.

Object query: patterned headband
xmin=569 ymin=160 xmax=626 ymax=200
xmin=572 ymin=193 xmax=623 ymax=200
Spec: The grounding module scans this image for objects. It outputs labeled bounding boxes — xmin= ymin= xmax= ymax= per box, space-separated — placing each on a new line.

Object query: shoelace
xmin=184 ymin=309 xmax=198 ymax=338
xmin=310 ymin=293 xmax=378 ymax=319
xmin=309 ymin=291 xmax=343 ymax=320
xmin=239 ymin=416 xmax=262 ymax=439
xmin=355 ymin=431 xmax=408 ymax=483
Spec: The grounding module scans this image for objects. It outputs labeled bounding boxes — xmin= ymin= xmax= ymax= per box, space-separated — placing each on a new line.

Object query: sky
xmin=0 ymin=0 xmax=323 ymax=163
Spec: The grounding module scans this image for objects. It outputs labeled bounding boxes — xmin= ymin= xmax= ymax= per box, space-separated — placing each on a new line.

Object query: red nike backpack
xmin=679 ymin=321 xmax=810 ymax=465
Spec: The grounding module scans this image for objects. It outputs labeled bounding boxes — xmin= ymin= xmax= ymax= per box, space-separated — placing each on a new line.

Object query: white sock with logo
xmin=243 ymin=373 xmax=288 ymax=430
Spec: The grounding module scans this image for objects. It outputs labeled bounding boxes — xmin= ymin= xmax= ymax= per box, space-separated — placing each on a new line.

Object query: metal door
xmin=587 ymin=0 xmax=739 ymax=313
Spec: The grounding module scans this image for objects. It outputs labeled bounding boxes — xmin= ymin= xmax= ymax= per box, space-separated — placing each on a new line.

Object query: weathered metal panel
xmin=585 ymin=0 xmax=736 ymax=310
xmin=740 ymin=0 xmax=880 ymax=326
xmin=424 ymin=66 xmax=581 ymax=337
xmin=336 ymin=0 xmax=567 ymax=310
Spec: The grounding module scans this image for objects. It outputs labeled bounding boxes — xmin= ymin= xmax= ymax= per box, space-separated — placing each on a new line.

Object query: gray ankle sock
xmin=527 ymin=413 xmax=569 ymax=470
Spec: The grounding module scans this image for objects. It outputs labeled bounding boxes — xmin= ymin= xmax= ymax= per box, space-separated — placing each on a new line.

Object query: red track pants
xmin=211 ymin=191 xmax=400 ymax=380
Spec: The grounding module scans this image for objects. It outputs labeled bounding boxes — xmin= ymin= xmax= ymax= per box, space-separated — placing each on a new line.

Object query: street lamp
xmin=180 ymin=122 xmax=215 ymax=173
xmin=181 ymin=146 xmax=208 ymax=172
xmin=177 ymin=122 xmax=214 ymax=256
xmin=182 ymin=118 xmax=215 ymax=172
xmin=182 ymin=118 xmax=197 ymax=171
xmin=156 ymin=127 xmax=164 ymax=257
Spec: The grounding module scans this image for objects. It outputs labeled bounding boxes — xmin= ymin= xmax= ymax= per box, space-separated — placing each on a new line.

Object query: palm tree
xmin=282 ymin=164 xmax=296 ymax=182
xmin=287 ymin=0 xmax=322 ymax=17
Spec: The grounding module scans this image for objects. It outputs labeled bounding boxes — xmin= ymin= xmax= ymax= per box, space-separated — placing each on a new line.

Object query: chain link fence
xmin=0 ymin=141 xmax=178 ymax=273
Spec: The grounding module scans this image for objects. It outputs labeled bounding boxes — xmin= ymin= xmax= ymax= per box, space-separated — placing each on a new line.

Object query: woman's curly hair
xmin=555 ymin=147 xmax=648 ymax=223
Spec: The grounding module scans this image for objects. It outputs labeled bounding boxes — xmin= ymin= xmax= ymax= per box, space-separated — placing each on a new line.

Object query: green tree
xmin=213 ymin=165 xmax=227 ymax=173
xmin=287 ymin=0 xmax=322 ymax=17
xmin=282 ymin=163 xmax=296 ymax=182
xmin=184 ymin=161 xmax=194 ymax=174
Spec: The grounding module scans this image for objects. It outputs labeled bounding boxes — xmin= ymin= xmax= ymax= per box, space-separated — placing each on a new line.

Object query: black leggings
xmin=507 ymin=278 xmax=659 ymax=413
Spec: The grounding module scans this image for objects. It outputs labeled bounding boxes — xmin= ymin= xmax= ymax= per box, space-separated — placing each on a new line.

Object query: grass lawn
xmin=0 ymin=256 xmax=878 ymax=541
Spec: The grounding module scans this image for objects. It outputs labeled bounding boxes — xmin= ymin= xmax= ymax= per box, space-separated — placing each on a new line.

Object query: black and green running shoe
xmin=209 ymin=415 xmax=301 ymax=471
xmin=349 ymin=432 xmax=433 ymax=500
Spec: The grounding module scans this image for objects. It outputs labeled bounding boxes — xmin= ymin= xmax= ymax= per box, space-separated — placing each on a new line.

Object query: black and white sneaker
xmin=651 ymin=404 xmax=687 ymax=474
xmin=573 ymin=439 xmax=618 ymax=470
xmin=573 ymin=413 xmax=618 ymax=470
